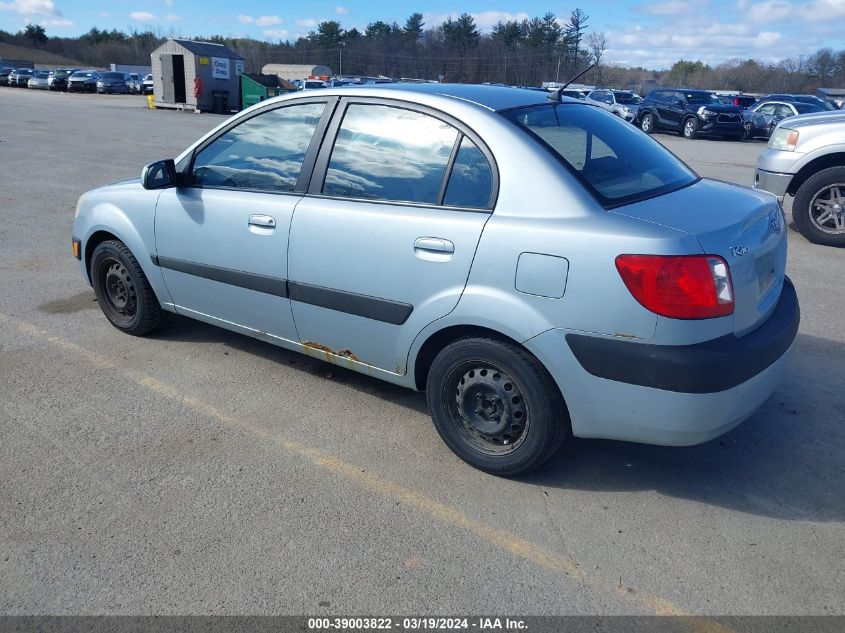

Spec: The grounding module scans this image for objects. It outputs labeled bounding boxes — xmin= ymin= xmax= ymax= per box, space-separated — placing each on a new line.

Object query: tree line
xmin=2 ymin=16 xmax=845 ymax=95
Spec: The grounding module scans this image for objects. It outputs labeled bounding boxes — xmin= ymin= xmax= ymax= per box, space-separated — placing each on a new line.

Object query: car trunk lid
xmin=612 ymin=179 xmax=787 ymax=336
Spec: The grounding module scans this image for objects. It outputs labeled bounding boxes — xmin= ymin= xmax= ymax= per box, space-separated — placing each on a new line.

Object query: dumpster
xmin=240 ymin=73 xmax=297 ymax=110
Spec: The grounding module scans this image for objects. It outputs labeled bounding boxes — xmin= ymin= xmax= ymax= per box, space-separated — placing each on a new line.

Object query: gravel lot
xmin=1 ymin=89 xmax=843 ymax=617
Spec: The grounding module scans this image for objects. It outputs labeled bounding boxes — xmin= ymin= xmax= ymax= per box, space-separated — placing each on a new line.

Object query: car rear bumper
xmin=524 ymin=277 xmax=799 ymax=446
xmin=754 ymin=168 xmax=793 ymax=199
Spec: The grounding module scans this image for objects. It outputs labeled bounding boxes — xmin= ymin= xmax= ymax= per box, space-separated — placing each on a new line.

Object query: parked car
xmin=72 ymin=84 xmax=799 ymax=475
xmin=743 ymin=100 xmax=825 ymax=139
xmin=142 ymin=74 xmax=154 ymax=94
xmin=68 ymin=70 xmax=100 ymax=92
xmin=758 ymin=94 xmax=837 ymax=112
xmin=48 ymin=68 xmax=77 ymax=91
xmin=8 ymin=68 xmax=34 ymax=87
xmin=718 ymin=94 xmax=758 ymax=109
xmin=27 ymin=71 xmax=50 ymax=90
xmin=586 ymin=89 xmax=640 ymax=121
xmin=755 ymin=111 xmax=845 ymax=247
xmin=0 ymin=67 xmax=13 ymax=84
xmin=302 ymin=80 xmax=328 ymax=90
xmin=125 ymin=73 xmax=143 ymax=94
xmin=637 ymin=89 xmax=745 ymax=140
xmin=558 ymin=89 xmax=588 ymax=100
xmin=96 ymin=71 xmax=129 ymax=94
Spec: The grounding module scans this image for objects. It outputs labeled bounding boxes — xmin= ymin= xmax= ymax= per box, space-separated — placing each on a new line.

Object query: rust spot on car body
xmin=303 ymin=341 xmax=360 ymax=364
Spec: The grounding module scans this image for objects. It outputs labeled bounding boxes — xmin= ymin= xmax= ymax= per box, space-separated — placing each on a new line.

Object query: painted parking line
xmin=0 ymin=312 xmax=735 ymax=630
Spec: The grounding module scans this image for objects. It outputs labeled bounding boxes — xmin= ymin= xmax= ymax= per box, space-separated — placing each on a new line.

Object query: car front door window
xmin=191 ymin=102 xmax=326 ymax=192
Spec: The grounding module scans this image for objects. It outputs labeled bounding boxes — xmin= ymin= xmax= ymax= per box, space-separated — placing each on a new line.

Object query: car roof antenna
xmin=548 ymin=64 xmax=596 ymax=102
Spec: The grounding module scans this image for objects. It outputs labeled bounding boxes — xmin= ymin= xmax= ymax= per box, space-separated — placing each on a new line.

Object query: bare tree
xmin=587 ymin=31 xmax=607 ymax=83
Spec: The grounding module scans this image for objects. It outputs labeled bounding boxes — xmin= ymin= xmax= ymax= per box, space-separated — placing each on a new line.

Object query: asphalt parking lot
xmin=1 ymin=89 xmax=843 ymax=617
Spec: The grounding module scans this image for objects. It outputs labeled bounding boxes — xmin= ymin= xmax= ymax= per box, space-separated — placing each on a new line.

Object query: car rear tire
xmin=640 ymin=112 xmax=654 ymax=134
xmin=793 ymin=167 xmax=845 ymax=247
xmin=682 ymin=117 xmax=698 ymax=139
xmin=91 ymin=240 xmax=167 ymax=335
xmin=425 ymin=337 xmax=569 ymax=476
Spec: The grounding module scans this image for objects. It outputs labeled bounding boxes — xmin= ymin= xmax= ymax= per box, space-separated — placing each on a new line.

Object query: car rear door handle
xmin=248 ymin=214 xmax=276 ymax=228
xmin=414 ymin=237 xmax=454 ymax=254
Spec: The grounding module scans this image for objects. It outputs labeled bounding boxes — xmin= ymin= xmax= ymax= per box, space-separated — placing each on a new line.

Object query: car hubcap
xmin=453 ymin=365 xmax=528 ymax=455
xmin=642 ymin=116 xmax=651 ymax=131
xmin=685 ymin=121 xmax=694 ymax=136
xmin=809 ymin=184 xmax=845 ymax=234
xmin=103 ymin=260 xmax=137 ymax=317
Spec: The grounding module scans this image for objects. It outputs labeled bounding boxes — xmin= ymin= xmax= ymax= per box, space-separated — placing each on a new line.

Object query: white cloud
xmin=745 ymin=0 xmax=794 ymax=21
xmin=255 ymin=15 xmax=282 ymax=26
xmin=0 ymin=0 xmax=60 ymax=15
xmin=164 ymin=0 xmax=174 ymax=5
xmin=263 ymin=28 xmax=289 ymax=40
xmin=237 ymin=14 xmax=253 ymax=24
xmin=41 ymin=16 xmax=71 ymax=26
xmin=164 ymin=12 xmax=179 ymax=22
xmin=129 ymin=11 xmax=155 ymax=21
xmin=804 ymin=0 xmax=845 ymax=19
xmin=97 ymin=10 xmax=109 ymax=17
xmin=295 ymin=18 xmax=317 ymax=27
xmin=335 ymin=6 xmax=349 ymax=14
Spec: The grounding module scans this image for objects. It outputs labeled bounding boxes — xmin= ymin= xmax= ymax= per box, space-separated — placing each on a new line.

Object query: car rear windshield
xmin=793 ymin=103 xmax=823 ymax=114
xmin=502 ymin=103 xmax=697 ymax=207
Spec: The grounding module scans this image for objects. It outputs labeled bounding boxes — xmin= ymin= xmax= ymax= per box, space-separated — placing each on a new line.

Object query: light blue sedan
xmin=72 ymin=84 xmax=799 ymax=475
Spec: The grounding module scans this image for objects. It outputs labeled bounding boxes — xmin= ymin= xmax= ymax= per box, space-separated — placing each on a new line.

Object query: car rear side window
xmin=323 ymin=104 xmax=457 ymax=204
xmin=503 ymin=103 xmax=697 ymax=207
xmin=191 ymin=102 xmax=325 ymax=192
xmin=443 ymin=137 xmax=493 ymax=208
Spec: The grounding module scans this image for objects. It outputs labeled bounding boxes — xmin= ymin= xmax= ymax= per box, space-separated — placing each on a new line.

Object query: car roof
xmin=333 ymin=83 xmax=551 ymax=112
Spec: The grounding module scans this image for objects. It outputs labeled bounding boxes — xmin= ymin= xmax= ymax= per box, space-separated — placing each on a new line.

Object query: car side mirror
xmin=141 ymin=159 xmax=179 ymax=190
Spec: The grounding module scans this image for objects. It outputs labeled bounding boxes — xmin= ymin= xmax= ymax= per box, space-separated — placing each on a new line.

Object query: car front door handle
xmin=248 ymin=214 xmax=276 ymax=228
xmin=414 ymin=237 xmax=454 ymax=254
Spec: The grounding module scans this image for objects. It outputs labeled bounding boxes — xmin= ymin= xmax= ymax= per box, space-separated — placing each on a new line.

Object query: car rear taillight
xmin=615 ymin=254 xmax=734 ymax=319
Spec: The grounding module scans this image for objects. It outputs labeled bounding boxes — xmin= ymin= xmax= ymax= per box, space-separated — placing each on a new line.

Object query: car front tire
xmin=640 ymin=112 xmax=654 ymax=134
xmin=426 ymin=337 xmax=569 ymax=476
xmin=793 ymin=166 xmax=845 ymax=248
xmin=682 ymin=117 xmax=698 ymax=139
xmin=91 ymin=240 xmax=167 ymax=335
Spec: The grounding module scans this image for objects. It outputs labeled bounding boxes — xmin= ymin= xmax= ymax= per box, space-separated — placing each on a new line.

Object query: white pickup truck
xmin=754 ymin=111 xmax=845 ymax=247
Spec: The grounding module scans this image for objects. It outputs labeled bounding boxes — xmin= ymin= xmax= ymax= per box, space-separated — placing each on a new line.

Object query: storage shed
xmin=151 ymin=39 xmax=244 ymax=112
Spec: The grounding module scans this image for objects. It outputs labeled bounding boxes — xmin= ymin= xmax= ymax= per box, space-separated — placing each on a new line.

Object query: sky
xmin=0 ymin=0 xmax=843 ymax=68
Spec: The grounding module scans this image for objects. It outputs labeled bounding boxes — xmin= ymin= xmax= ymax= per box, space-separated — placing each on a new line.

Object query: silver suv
xmin=72 ymin=85 xmax=798 ymax=475
xmin=755 ymin=111 xmax=845 ymax=247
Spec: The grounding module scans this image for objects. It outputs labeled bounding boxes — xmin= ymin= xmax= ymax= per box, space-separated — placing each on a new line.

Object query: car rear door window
xmin=443 ymin=137 xmax=493 ymax=208
xmin=191 ymin=102 xmax=325 ymax=192
xmin=323 ymin=104 xmax=458 ymax=204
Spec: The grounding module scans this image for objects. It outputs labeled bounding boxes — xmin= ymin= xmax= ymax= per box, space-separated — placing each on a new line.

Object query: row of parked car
xmin=562 ymin=86 xmax=841 ymax=141
xmin=0 ymin=67 xmax=154 ymax=94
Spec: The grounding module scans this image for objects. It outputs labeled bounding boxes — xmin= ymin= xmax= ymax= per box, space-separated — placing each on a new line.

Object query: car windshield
xmin=101 ymin=73 xmax=123 ymax=80
xmin=54 ymin=70 xmax=71 ymax=77
xmin=613 ymin=92 xmax=640 ymax=104
xmin=685 ymin=92 xmax=720 ymax=105
xmin=34 ymin=72 xmax=48 ymax=78
xmin=72 ymin=72 xmax=93 ymax=78
xmin=503 ymin=103 xmax=697 ymax=207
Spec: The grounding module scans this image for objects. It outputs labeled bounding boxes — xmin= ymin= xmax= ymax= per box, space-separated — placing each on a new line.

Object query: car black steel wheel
xmin=793 ymin=166 xmax=845 ymax=247
xmin=91 ymin=240 xmax=167 ymax=335
xmin=426 ymin=337 xmax=569 ymax=476
xmin=451 ymin=363 xmax=529 ymax=456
